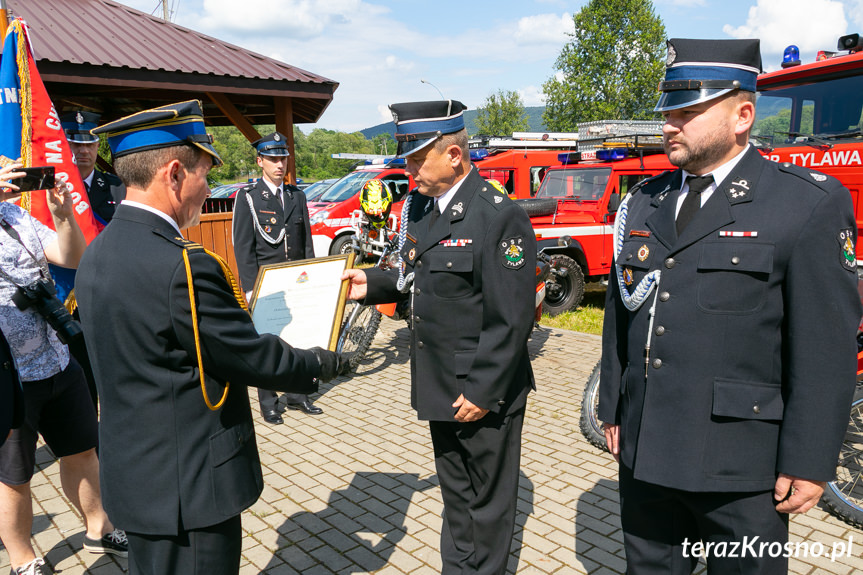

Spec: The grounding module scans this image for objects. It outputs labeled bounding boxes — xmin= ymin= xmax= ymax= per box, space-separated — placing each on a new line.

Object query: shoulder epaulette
xmin=154 ymin=228 xmax=204 ymax=250
xmin=477 ymin=182 xmax=511 ymax=210
xmin=634 ymin=170 xmax=672 ymax=194
xmin=776 ymin=162 xmax=837 ymax=192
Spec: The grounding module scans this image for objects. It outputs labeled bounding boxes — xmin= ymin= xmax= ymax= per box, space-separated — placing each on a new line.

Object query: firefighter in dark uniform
xmin=76 ymin=100 xmax=347 ymax=575
xmin=232 ymin=132 xmax=321 ymax=422
xmin=342 ymin=100 xmax=536 ymax=575
xmin=598 ymin=39 xmax=862 ymax=574
xmin=60 ymin=111 xmax=126 ymax=225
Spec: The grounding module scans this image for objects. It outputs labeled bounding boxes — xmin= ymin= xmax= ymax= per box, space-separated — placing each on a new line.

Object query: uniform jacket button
xmin=446 ymin=262 xmax=453 ymax=268
xmin=664 ymin=258 xmax=676 ymax=269
xmin=498 ymin=400 xmax=506 ymax=406
xmin=626 ymin=253 xmax=633 ymax=260
xmin=417 ymin=260 xmax=423 ymax=268
xmin=417 ymin=341 xmax=424 ymax=349
xmin=753 ymin=404 xmax=761 ymax=414
xmin=731 ymin=256 xmax=740 ymax=265
xmin=2 ymin=361 xmax=10 ymax=370
xmin=652 ymin=358 xmax=662 ymax=369
xmin=654 ymin=326 xmax=665 ymax=336
xmin=415 ymin=288 xmax=421 ymax=295
xmin=659 ymin=291 xmax=670 ymax=302
xmin=414 ymin=316 xmax=421 ymax=323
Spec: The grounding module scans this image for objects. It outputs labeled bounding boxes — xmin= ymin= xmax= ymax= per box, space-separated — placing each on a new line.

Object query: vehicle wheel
xmin=542 ymin=254 xmax=585 ymax=316
xmin=514 ymin=198 xmax=558 ymax=217
xmin=336 ymin=302 xmax=382 ymax=371
xmin=821 ymin=384 xmax=863 ymax=528
xmin=331 ymin=234 xmax=364 ymax=265
xmin=579 ymin=361 xmax=608 ymax=452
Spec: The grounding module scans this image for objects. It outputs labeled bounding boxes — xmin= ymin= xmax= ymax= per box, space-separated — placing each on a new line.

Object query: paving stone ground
xmin=2 ymin=318 xmax=861 ymax=574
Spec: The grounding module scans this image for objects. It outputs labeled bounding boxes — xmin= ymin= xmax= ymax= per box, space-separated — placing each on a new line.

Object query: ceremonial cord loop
xmin=614 ymin=194 xmax=661 ymax=312
xmin=396 ymin=193 xmax=414 ymax=292
xmin=182 ymin=249 xmax=230 ymax=411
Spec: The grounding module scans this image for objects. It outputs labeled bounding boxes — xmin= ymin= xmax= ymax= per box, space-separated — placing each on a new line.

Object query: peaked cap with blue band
xmin=389 ymin=100 xmax=468 ymax=157
xmin=252 ymin=131 xmax=289 ymax=157
xmin=655 ymin=38 xmax=762 ymax=112
xmin=60 ymin=111 xmax=100 ymax=144
xmin=92 ymin=100 xmax=222 ymax=166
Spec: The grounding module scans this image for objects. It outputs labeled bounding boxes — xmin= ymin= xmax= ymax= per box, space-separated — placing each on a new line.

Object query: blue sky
xmin=116 ymin=0 xmax=863 ymax=132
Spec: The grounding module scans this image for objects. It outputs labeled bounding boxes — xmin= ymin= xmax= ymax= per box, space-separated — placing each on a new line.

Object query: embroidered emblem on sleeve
xmin=500 ymin=237 xmax=525 ymax=269
xmin=839 ymin=228 xmax=857 ymax=271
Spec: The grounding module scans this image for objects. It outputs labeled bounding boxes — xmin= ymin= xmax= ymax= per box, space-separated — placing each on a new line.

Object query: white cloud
xmin=519 ymin=85 xmax=546 ymax=106
xmin=723 ymin=0 xmax=847 ymax=54
xmin=376 ymin=105 xmax=392 ymax=124
xmin=514 ymin=13 xmax=574 ymax=45
xmin=198 ymin=0 xmax=383 ymax=39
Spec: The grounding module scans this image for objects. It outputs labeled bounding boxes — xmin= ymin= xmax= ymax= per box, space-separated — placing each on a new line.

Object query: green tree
xmin=542 ymin=0 xmax=666 ymax=130
xmin=474 ymin=90 xmax=529 ymax=136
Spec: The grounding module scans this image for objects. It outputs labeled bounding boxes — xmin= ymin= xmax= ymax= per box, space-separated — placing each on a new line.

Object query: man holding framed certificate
xmin=76 ymin=101 xmax=348 ymax=575
xmin=342 ymin=100 xmax=536 ymax=575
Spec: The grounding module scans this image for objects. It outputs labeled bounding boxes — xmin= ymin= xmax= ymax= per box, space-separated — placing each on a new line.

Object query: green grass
xmin=538 ymin=283 xmax=607 ymax=335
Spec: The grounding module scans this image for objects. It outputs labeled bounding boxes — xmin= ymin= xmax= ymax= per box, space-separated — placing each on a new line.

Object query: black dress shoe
xmin=286 ymin=400 xmax=323 ymax=415
xmin=261 ymin=409 xmax=283 ymax=424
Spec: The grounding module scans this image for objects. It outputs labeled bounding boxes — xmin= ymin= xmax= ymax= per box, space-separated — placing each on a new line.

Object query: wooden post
xmin=0 ymin=0 xmax=9 ymax=43
xmin=274 ymin=97 xmax=296 ymax=185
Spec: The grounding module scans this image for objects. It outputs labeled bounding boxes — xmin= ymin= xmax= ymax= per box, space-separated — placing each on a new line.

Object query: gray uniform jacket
xmin=363 ymin=169 xmax=537 ymax=421
xmin=599 ymin=147 xmax=862 ymax=492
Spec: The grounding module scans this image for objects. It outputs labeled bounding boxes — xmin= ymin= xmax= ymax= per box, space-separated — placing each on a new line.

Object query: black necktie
xmin=428 ymin=202 xmax=440 ymax=230
xmin=676 ymin=174 xmax=714 ymax=234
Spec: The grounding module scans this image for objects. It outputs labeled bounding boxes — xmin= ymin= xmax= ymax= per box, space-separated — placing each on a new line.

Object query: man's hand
xmin=774 ymin=473 xmax=826 ymax=514
xmin=603 ymin=423 xmax=621 ymax=463
xmin=311 ymin=347 xmax=353 ymax=382
xmin=341 ymin=269 xmax=368 ymax=301
xmin=452 ymin=394 xmax=489 ymax=423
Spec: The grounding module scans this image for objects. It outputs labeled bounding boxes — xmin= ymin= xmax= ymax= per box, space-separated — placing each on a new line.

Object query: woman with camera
xmin=0 ymin=162 xmax=125 ymax=575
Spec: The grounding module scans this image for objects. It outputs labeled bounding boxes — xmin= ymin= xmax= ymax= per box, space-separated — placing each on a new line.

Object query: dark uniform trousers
xmin=76 ymin=206 xmax=321 ymax=574
xmin=232 ymin=180 xmax=315 ymax=412
xmin=598 ymin=148 xmax=862 ymax=574
xmin=363 ymin=170 xmax=536 ymax=575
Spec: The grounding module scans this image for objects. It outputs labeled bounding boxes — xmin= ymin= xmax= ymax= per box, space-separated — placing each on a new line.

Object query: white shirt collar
xmin=261 ymin=177 xmax=281 ymax=194
xmin=436 ymin=168 xmax=472 ymax=212
xmin=83 ymin=170 xmax=95 ymax=187
xmin=681 ymin=144 xmax=750 ymax=190
xmin=121 ymin=200 xmax=183 ymax=236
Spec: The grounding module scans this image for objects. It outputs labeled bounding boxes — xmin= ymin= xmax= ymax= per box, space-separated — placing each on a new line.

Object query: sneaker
xmin=11 ymin=557 xmax=49 ymax=575
xmin=83 ymin=528 xmax=128 ymax=557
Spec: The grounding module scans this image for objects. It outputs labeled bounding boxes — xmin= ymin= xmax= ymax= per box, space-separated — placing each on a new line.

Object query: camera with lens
xmin=11 ymin=278 xmax=83 ymax=345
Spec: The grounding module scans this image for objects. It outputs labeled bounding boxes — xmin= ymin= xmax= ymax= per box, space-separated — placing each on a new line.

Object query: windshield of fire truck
xmin=319 ymin=170 xmax=379 ymax=203
xmin=754 ymin=74 xmax=863 ymax=143
xmin=535 ymin=167 xmax=611 ymax=201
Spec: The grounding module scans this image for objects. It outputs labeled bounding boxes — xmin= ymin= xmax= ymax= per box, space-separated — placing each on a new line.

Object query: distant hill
xmin=359 ymin=106 xmax=548 ymax=139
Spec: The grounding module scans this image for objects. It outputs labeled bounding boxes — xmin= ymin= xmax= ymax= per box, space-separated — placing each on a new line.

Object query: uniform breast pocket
xmin=293 ymin=216 xmax=305 ymax=228
xmin=696 ymin=242 xmax=773 ymax=314
xmin=429 ymin=250 xmax=474 ymax=299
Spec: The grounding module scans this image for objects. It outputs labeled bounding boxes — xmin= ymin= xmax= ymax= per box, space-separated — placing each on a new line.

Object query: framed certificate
xmin=249 ymin=254 xmax=355 ymax=351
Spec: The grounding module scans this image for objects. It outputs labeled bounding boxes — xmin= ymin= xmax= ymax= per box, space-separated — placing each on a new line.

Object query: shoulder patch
xmin=839 ymin=228 xmax=857 ymax=272
xmin=499 ymin=236 xmax=526 ymax=269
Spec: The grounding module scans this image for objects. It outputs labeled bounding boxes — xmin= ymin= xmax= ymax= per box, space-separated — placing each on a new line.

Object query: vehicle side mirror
xmin=607 ymin=193 xmax=620 ymax=213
